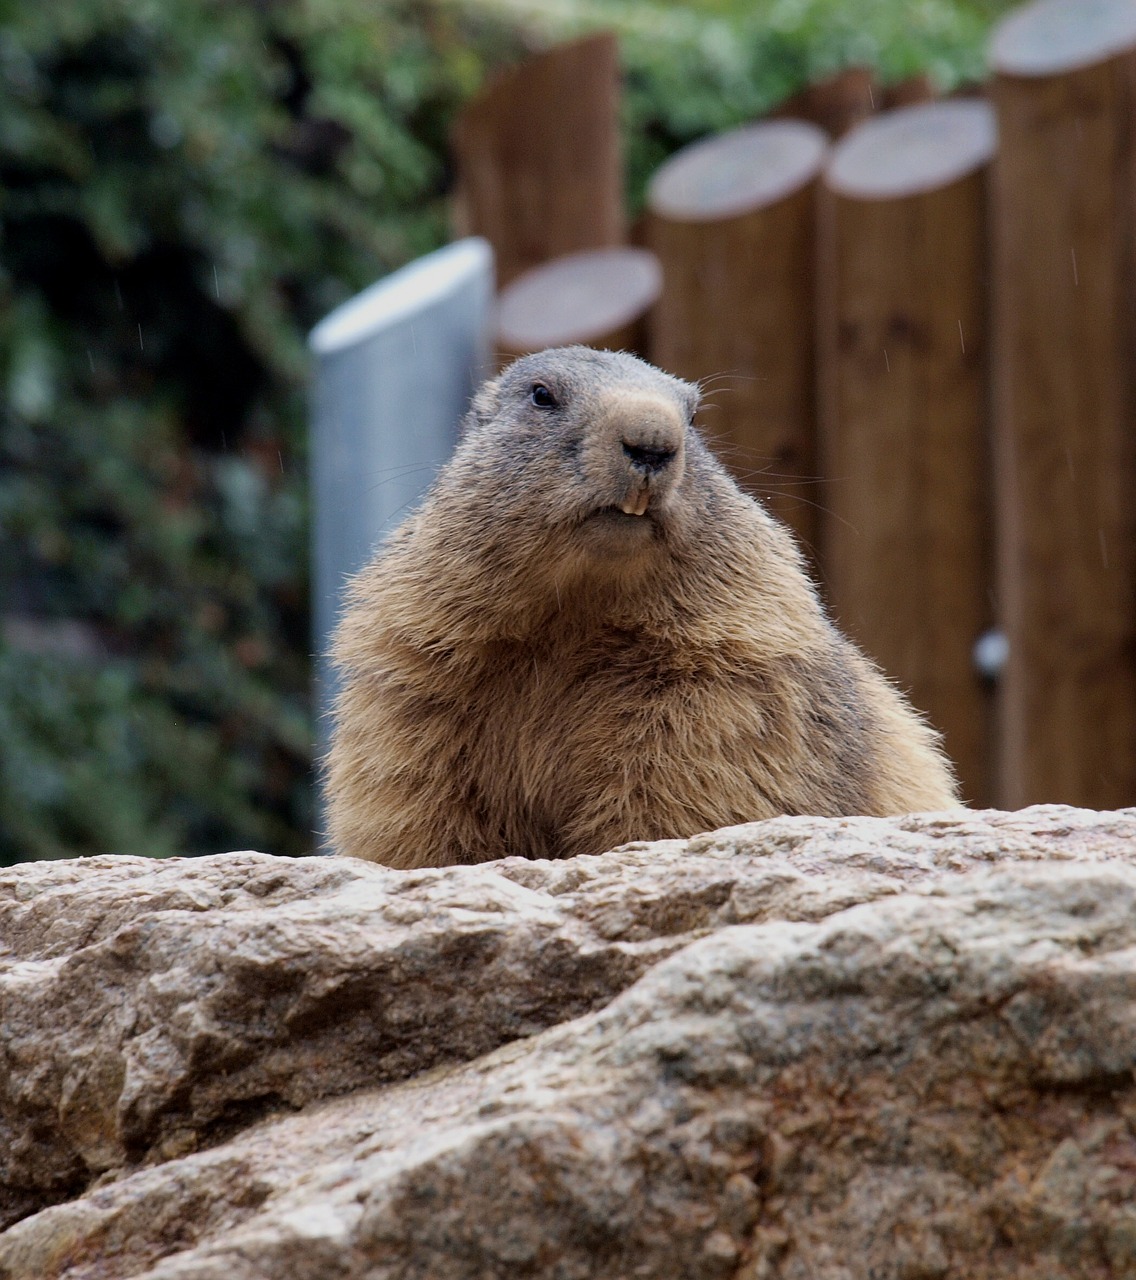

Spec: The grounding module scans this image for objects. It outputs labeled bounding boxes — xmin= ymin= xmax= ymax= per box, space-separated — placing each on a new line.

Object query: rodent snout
xmin=614 ymin=418 xmax=685 ymax=516
xmin=622 ymin=440 xmax=677 ymax=474
xmin=583 ymin=388 xmax=687 ymax=521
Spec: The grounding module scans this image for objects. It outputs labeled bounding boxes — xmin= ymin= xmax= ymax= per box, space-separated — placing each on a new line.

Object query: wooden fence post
xmin=819 ymin=101 xmax=996 ymax=805
xmin=496 ymin=248 xmax=662 ymax=363
xmin=452 ymin=32 xmax=623 ymax=288
xmin=771 ymin=67 xmax=878 ymax=138
xmin=990 ymin=0 xmax=1136 ymax=808
xmin=646 ymin=120 xmax=829 ymax=556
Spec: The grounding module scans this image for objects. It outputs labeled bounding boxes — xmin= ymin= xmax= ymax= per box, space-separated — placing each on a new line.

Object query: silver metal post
xmin=309 ymin=237 xmax=494 ymax=756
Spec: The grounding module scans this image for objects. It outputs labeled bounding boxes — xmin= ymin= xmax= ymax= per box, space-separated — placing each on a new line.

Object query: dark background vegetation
xmin=0 ymin=0 xmax=1012 ymax=863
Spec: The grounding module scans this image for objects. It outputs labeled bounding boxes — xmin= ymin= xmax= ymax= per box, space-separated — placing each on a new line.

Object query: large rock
xmin=2 ymin=806 xmax=1136 ymax=1278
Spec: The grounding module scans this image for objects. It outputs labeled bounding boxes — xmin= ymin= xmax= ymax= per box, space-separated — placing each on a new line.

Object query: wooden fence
xmin=451 ymin=0 xmax=1136 ymax=811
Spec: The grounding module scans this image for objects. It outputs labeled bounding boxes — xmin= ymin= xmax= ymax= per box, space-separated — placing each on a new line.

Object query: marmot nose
xmin=622 ymin=440 xmax=677 ymax=474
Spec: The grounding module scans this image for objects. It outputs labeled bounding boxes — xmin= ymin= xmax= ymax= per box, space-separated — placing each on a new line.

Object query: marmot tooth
xmin=621 ymin=491 xmax=649 ymax=516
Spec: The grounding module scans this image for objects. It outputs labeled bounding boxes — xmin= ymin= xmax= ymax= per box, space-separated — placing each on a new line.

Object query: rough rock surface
xmin=2 ymin=806 xmax=1136 ymax=1278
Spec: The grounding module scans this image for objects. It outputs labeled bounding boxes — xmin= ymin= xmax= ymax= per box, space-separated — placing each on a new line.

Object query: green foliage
xmin=0 ymin=0 xmax=518 ymax=861
xmin=1 ymin=0 xmax=1012 ymax=862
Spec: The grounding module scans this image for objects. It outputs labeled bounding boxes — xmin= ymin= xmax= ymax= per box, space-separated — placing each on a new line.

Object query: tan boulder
xmin=2 ymin=805 xmax=1136 ymax=1277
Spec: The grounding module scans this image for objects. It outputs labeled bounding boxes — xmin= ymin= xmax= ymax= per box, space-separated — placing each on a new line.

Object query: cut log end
xmin=825 ymin=100 xmax=997 ymax=201
xmin=990 ymin=0 xmax=1136 ymax=78
xmin=496 ymin=248 xmax=662 ymax=357
xmin=646 ymin=120 xmax=829 ymax=224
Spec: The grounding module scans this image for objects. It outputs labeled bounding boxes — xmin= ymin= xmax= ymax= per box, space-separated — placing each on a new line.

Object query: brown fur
xmin=327 ymin=347 xmax=958 ymax=867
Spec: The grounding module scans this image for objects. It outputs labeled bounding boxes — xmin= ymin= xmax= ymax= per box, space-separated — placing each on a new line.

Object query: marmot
xmin=328 ymin=347 xmax=957 ymax=867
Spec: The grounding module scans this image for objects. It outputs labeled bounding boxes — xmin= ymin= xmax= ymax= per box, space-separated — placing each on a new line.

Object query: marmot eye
xmin=530 ymin=383 xmax=557 ymax=410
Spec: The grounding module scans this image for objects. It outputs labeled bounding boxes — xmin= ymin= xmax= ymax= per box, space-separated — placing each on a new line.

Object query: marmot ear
xmin=463 ymin=376 xmax=501 ymax=434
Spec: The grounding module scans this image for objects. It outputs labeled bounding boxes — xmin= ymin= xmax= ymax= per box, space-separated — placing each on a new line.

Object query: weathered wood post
xmin=989 ymin=0 xmax=1136 ymax=807
xmin=818 ymin=101 xmax=996 ymax=805
xmin=496 ymin=247 xmax=662 ymax=363
xmin=452 ymin=32 xmax=623 ymax=288
xmin=645 ymin=120 xmax=829 ymax=555
xmin=309 ymin=238 xmax=494 ymax=731
xmin=772 ymin=67 xmax=878 ymax=138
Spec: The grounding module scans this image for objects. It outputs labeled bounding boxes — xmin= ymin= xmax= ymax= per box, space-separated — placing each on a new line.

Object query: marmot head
xmin=366 ymin=347 xmax=805 ymax=643
xmin=458 ymin=347 xmax=707 ymax=563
